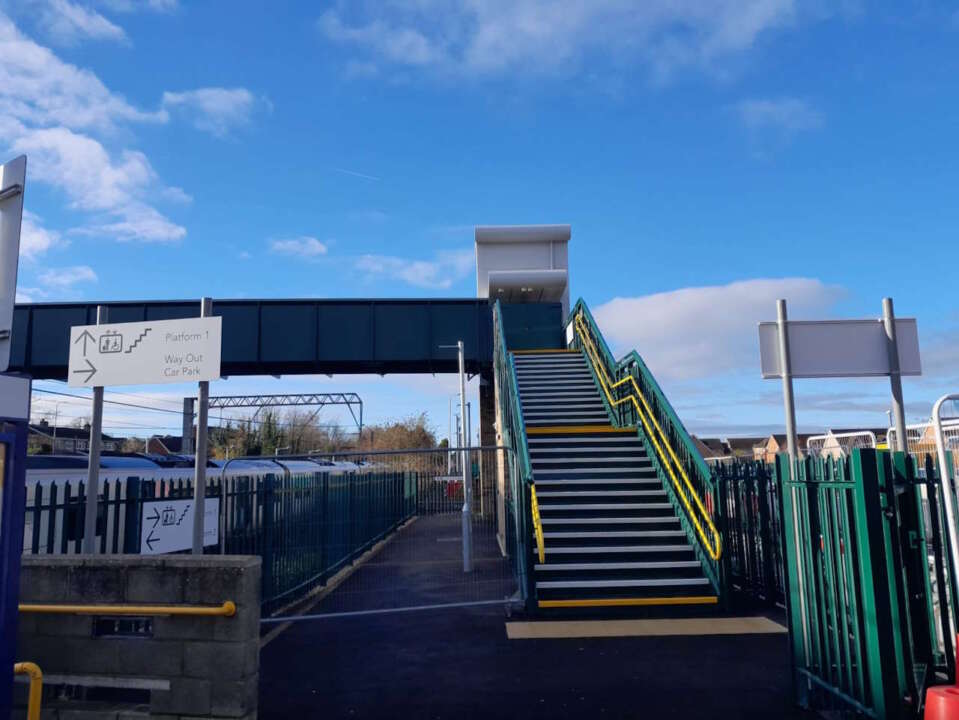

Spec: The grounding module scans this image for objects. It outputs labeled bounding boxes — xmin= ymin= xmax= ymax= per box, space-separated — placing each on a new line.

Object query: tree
xmin=359 ymin=413 xmax=437 ymax=451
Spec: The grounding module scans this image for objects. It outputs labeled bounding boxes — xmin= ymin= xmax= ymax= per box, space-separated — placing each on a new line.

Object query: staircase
xmin=514 ymin=350 xmax=715 ymax=609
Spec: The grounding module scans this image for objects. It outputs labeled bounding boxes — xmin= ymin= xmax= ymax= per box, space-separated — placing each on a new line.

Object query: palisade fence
xmin=775 ymin=450 xmax=957 ymax=720
xmin=712 ymin=460 xmax=786 ymax=608
xmin=23 ymin=448 xmax=520 ymax=616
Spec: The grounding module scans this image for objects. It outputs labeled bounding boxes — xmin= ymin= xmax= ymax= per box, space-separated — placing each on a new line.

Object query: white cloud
xmin=161 ymin=87 xmax=260 ymax=137
xmin=319 ymin=0 xmax=805 ymax=81
xmin=0 ymin=14 xmax=163 ymax=132
xmin=0 ymin=13 xmax=187 ymax=241
xmin=734 ymin=96 xmax=823 ymax=133
xmin=355 ymin=249 xmax=474 ymax=289
xmin=18 ymin=210 xmax=62 ymax=260
xmin=11 ymin=125 xmax=186 ymax=241
xmin=269 ymin=236 xmax=329 ymax=258
xmin=593 ymin=278 xmax=844 ymax=381
xmin=96 ymin=0 xmax=178 ymax=12
xmin=38 ymin=264 xmax=97 ymax=287
xmin=38 ymin=0 xmax=128 ymax=45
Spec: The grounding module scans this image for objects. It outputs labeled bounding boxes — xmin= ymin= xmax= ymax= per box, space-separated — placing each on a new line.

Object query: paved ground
xmin=259 ymin=514 xmax=810 ymax=720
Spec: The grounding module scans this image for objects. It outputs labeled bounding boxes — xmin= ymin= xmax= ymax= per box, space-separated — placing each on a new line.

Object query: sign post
xmin=758 ymin=296 xmax=921 ymax=451
xmin=0 ymin=155 xmax=25 ymax=375
xmin=82 ymin=305 xmax=107 ymax=554
xmin=67 ymin=310 xmax=222 ymax=554
xmin=777 ymin=300 xmax=799 ymax=476
xmin=882 ymin=298 xmax=908 ymax=452
xmin=192 ymin=297 xmax=213 ymax=555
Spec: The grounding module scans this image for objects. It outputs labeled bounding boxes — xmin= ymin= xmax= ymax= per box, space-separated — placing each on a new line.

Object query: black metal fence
xmin=24 ymin=448 xmax=517 ymax=616
xmin=713 ymin=460 xmax=786 ymax=609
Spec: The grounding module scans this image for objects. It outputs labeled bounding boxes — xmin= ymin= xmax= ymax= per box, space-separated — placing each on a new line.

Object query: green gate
xmin=777 ymin=449 xmax=955 ymax=719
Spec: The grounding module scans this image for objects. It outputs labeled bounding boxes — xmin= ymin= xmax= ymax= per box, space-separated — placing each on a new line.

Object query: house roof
xmin=29 ymin=423 xmax=118 ymax=442
xmin=725 ymin=437 xmax=766 ymax=453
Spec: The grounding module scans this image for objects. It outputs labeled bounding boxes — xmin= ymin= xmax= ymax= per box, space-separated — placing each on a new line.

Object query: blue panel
xmin=104 ymin=305 xmax=146 ymax=324
xmin=374 ymin=304 xmax=429 ymax=361
xmin=318 ymin=304 xmax=372 ymax=362
xmin=502 ymin=303 xmax=564 ymax=350
xmin=261 ymin=304 xmax=316 ymax=362
xmin=218 ymin=304 xmax=259 ymax=363
xmin=30 ymin=307 xmax=88 ymax=367
xmin=9 ymin=308 xmax=28 ymax=369
xmin=145 ymin=304 xmax=196 ymax=321
xmin=430 ymin=303 xmax=479 ymax=362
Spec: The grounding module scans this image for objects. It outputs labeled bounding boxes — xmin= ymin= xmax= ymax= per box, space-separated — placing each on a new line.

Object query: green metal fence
xmin=776 ymin=449 xmax=956 ymax=719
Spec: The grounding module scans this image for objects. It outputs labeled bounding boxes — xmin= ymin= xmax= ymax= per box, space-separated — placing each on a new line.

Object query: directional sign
xmin=0 ymin=155 xmax=26 ymax=373
xmin=140 ymin=498 xmax=219 ymax=555
xmin=68 ymin=316 xmax=222 ymax=387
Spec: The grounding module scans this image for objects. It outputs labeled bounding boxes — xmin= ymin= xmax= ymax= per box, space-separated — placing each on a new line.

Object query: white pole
xmin=883 ymin=298 xmax=908 ymax=452
xmin=933 ymin=393 xmax=959 ymax=653
xmin=448 ymin=395 xmax=453 ymax=474
xmin=192 ymin=297 xmax=212 ymax=555
xmin=458 ymin=340 xmax=473 ymax=573
xmin=82 ymin=305 xmax=107 ymax=554
xmin=777 ymin=299 xmax=798 ymax=471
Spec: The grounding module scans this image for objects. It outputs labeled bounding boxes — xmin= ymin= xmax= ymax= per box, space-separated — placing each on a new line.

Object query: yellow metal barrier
xmin=19 ymin=601 xmax=236 ymax=617
xmin=530 ymin=484 xmax=546 ymax=564
xmin=14 ymin=662 xmax=43 ymax=720
xmin=574 ymin=314 xmax=722 ymax=561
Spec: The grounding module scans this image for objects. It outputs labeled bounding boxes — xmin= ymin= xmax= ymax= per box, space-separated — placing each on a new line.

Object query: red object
xmin=924 ymin=636 xmax=959 ymax=719
xmin=925 ymin=686 xmax=959 ymax=719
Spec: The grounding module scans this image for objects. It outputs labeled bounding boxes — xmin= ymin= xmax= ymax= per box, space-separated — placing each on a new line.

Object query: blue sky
xmin=4 ymin=0 xmax=959 ymax=442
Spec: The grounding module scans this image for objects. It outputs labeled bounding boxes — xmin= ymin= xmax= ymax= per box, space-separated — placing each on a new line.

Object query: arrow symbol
xmin=145 ymin=529 xmax=159 ymax=551
xmin=72 ymin=358 xmax=97 ymax=384
xmin=148 ymin=508 xmax=161 ymax=528
xmin=74 ymin=329 xmax=96 ymax=357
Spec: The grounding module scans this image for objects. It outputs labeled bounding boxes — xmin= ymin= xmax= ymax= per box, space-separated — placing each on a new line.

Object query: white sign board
xmin=758 ymin=319 xmax=921 ymax=379
xmin=0 ymin=374 xmax=30 ymax=420
xmin=140 ymin=497 xmax=219 ymax=554
xmin=68 ymin=316 xmax=222 ymax=387
xmin=0 ymin=155 xmax=26 ymax=373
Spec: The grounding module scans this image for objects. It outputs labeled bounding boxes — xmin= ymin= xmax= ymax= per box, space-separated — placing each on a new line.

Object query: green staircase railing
xmin=568 ymin=298 xmax=724 ymax=596
xmin=492 ymin=300 xmax=536 ymax=605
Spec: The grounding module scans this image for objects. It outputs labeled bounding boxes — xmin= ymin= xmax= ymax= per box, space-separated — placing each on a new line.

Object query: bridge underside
xmin=9 ymin=299 xmax=562 ymax=380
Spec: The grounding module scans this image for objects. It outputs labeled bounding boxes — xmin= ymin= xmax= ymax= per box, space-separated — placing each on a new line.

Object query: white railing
xmin=806 ymin=431 xmax=877 ymax=459
xmin=887 ymin=417 xmax=959 ymax=471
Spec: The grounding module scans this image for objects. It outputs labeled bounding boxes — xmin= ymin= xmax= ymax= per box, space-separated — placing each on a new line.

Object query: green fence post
xmin=850 ymin=449 xmax=910 ymax=719
xmin=776 ymin=454 xmax=808 ymax=709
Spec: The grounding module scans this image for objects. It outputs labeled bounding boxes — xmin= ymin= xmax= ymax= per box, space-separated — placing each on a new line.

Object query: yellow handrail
xmin=14 ymin=662 xmax=43 ymax=720
xmin=530 ymin=484 xmax=546 ymax=564
xmin=19 ymin=601 xmax=236 ymax=617
xmin=574 ymin=314 xmax=722 ymax=561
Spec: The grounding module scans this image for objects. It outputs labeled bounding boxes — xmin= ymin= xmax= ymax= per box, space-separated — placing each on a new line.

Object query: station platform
xmin=257 ymin=514 xmax=809 ymax=719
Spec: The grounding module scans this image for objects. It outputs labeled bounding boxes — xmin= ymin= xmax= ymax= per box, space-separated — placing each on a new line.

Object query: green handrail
xmin=492 ymin=300 xmax=536 ymax=603
xmin=567 ymin=298 xmax=723 ymax=593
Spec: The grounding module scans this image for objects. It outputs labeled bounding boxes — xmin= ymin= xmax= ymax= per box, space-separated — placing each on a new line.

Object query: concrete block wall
xmin=14 ymin=555 xmax=260 ymax=720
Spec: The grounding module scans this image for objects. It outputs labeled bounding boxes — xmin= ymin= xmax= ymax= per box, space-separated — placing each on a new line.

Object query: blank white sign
xmin=758 ymin=319 xmax=921 ymax=379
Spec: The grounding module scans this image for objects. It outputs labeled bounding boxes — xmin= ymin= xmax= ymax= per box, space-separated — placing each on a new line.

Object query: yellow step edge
xmin=511 ymin=348 xmax=580 ymax=355
xmin=538 ymin=596 xmax=719 ymax=609
xmin=526 ymin=425 xmax=636 ymax=435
